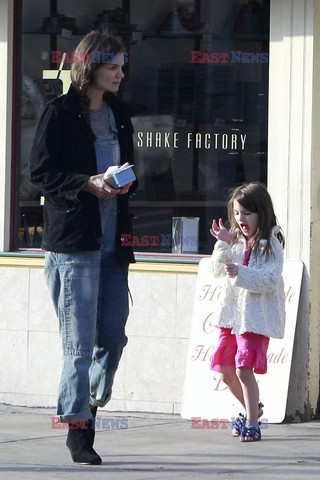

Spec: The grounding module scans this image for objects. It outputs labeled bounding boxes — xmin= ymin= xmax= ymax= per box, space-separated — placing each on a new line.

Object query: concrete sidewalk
xmin=0 ymin=404 xmax=319 ymax=480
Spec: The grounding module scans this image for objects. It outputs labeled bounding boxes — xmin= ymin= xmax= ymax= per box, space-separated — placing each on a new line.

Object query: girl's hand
xmin=83 ymin=174 xmax=120 ymax=199
xmin=225 ymin=262 xmax=238 ymax=278
xmin=210 ymin=218 xmax=239 ymax=244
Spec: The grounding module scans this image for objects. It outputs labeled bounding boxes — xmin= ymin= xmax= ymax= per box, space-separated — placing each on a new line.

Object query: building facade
xmin=0 ymin=0 xmax=319 ymax=419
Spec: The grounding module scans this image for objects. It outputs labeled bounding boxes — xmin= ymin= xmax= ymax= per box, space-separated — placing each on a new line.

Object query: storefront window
xmin=13 ymin=0 xmax=270 ymax=256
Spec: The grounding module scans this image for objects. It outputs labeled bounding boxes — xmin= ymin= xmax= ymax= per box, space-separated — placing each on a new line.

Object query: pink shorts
xmin=210 ymin=328 xmax=270 ymax=375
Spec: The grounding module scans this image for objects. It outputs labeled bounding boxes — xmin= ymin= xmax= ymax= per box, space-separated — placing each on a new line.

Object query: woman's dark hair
xmin=70 ymin=30 xmax=125 ymax=94
xmin=227 ymin=181 xmax=285 ymax=257
xmin=70 ymin=31 xmax=125 ymax=126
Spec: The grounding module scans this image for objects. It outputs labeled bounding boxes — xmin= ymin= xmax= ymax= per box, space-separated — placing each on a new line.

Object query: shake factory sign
xmin=136 ymin=132 xmax=247 ymax=150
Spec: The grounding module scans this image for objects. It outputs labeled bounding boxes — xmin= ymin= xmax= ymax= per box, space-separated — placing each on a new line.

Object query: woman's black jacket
xmin=29 ymin=84 xmax=137 ymax=264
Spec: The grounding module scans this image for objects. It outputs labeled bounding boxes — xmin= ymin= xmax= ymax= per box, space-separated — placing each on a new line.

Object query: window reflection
xmin=16 ymin=0 xmax=269 ymax=255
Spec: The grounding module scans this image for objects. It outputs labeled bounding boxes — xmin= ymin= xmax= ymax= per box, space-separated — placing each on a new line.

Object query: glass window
xmin=13 ymin=0 xmax=270 ymax=257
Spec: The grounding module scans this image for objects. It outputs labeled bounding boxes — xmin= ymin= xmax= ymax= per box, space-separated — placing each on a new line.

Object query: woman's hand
xmin=225 ymin=262 xmax=238 ymax=278
xmin=210 ymin=218 xmax=239 ymax=244
xmin=117 ymin=182 xmax=132 ymax=195
xmin=83 ymin=174 xmax=120 ymax=199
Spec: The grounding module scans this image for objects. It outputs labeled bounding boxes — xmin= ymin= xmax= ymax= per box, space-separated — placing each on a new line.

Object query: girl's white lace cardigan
xmin=210 ymin=229 xmax=286 ymax=339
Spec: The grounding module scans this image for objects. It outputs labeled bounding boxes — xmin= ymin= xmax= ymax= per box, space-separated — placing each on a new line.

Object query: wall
xmin=0 ymin=264 xmax=196 ymax=414
xmin=268 ymin=0 xmax=320 ymax=419
xmin=310 ymin=0 xmax=320 ymax=415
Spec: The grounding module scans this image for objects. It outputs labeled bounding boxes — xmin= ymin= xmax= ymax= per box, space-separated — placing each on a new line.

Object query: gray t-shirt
xmin=89 ymin=102 xmax=111 ymax=137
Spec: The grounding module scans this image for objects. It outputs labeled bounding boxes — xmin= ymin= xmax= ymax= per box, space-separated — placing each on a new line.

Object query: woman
xmin=29 ymin=31 xmax=137 ymax=465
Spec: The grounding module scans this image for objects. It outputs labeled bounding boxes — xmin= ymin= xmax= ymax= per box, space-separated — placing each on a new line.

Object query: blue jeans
xmin=45 ymin=250 xmax=129 ymax=422
xmin=95 ymin=133 xmax=119 ymax=252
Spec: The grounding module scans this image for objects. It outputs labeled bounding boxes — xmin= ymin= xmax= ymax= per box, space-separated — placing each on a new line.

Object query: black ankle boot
xmin=66 ymin=420 xmax=102 ymax=465
xmin=88 ymin=404 xmax=98 ymax=447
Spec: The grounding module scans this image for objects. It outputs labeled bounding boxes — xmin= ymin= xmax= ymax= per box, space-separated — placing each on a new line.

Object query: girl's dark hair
xmin=227 ymin=181 xmax=285 ymax=257
xmin=70 ymin=30 xmax=125 ymax=94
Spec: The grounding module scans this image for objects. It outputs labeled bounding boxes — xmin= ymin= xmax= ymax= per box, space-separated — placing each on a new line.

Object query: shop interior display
xmin=17 ymin=0 xmax=269 ymax=253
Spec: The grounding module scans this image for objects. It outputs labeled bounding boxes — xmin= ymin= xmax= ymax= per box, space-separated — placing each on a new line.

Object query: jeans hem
xmin=89 ymin=393 xmax=112 ymax=408
xmin=58 ymin=409 xmax=93 ymax=423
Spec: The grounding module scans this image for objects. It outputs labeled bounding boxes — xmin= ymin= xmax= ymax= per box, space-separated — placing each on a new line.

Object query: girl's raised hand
xmin=210 ymin=218 xmax=239 ymax=244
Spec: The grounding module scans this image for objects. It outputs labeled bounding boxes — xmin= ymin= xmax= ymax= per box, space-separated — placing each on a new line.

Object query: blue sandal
xmin=232 ymin=402 xmax=264 ymax=437
xmin=231 ymin=413 xmax=245 ymax=437
xmin=240 ymin=425 xmax=261 ymax=442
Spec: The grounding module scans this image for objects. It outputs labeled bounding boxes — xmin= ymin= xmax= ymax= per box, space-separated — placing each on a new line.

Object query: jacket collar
xmin=56 ymin=84 xmax=81 ymax=115
xmin=55 ymin=84 xmax=134 ymax=141
xmin=59 ymin=85 xmax=93 ymax=140
xmin=238 ymin=225 xmax=281 ymax=244
xmin=60 ymin=84 xmax=134 ymax=122
xmin=237 ymin=234 xmax=267 ymax=246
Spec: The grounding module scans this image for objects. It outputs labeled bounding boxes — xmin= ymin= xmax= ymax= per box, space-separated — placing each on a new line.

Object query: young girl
xmin=209 ymin=182 xmax=285 ymax=442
